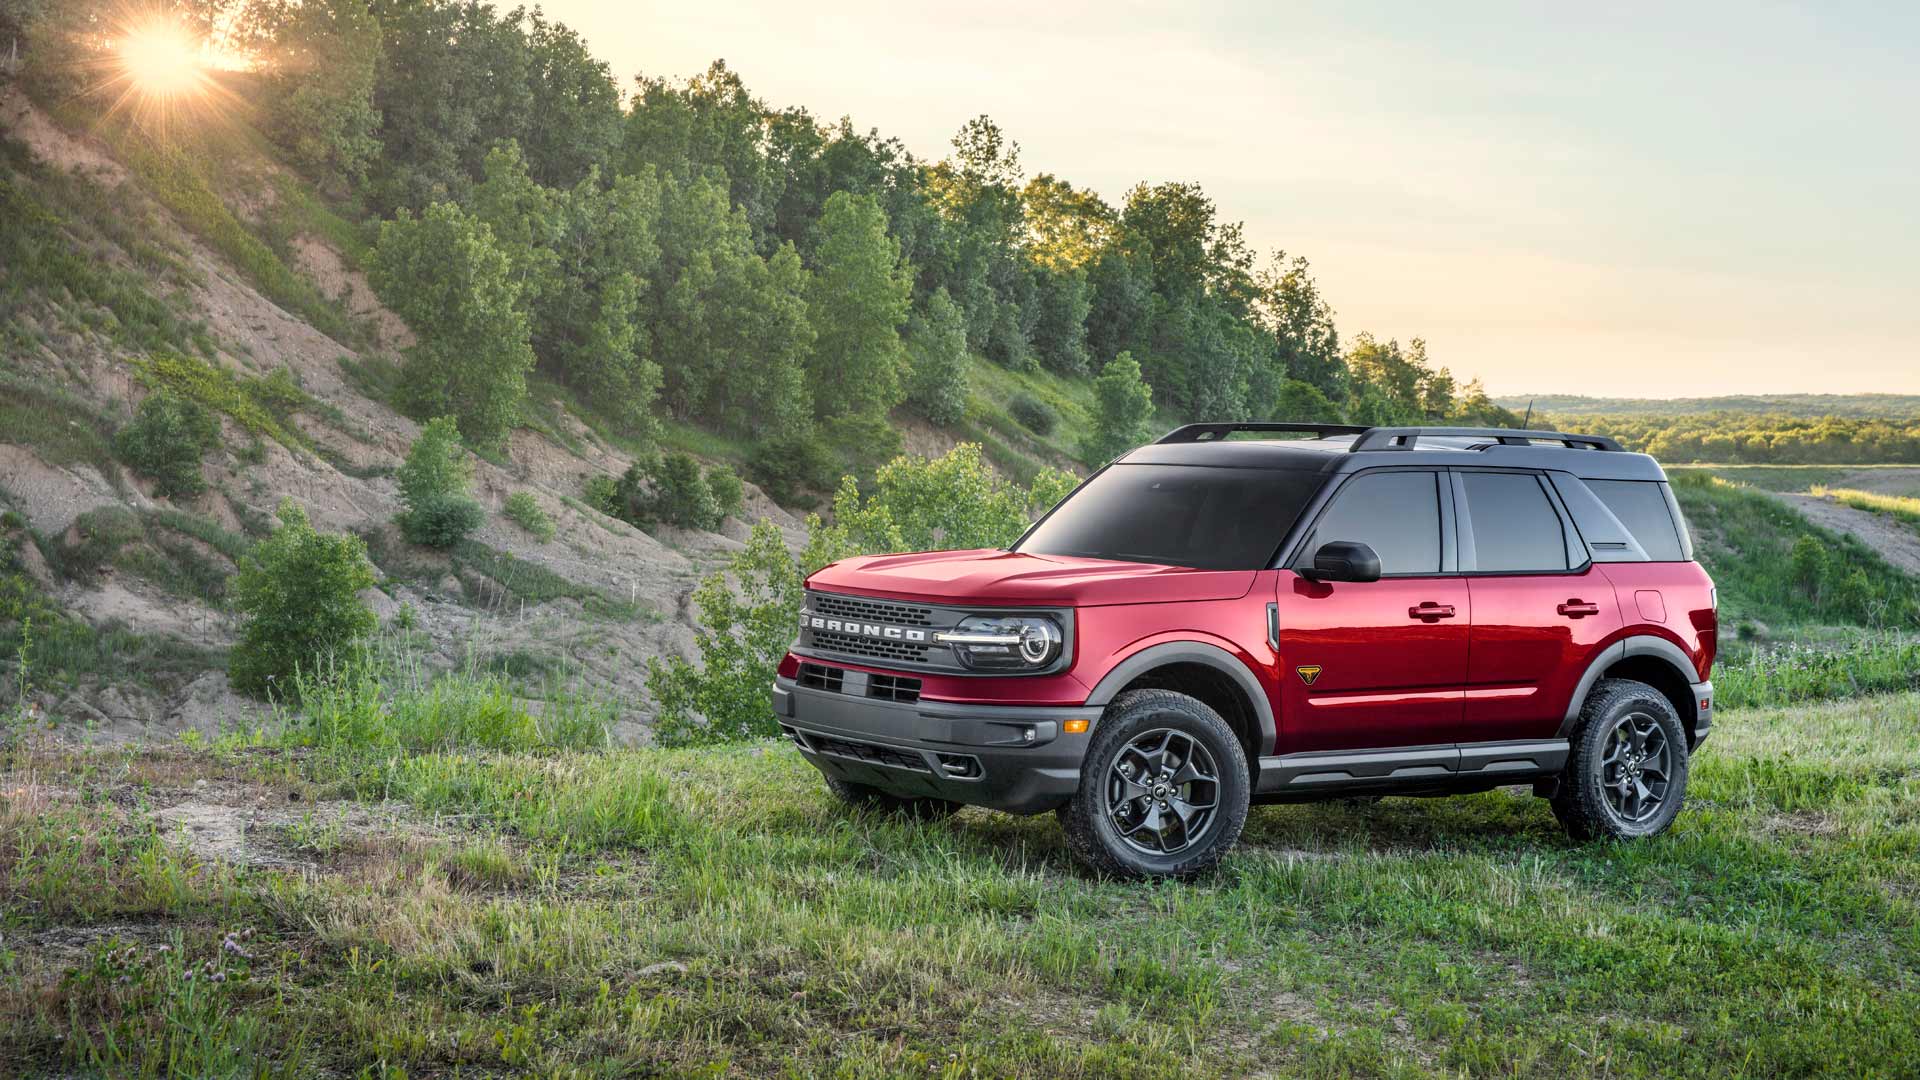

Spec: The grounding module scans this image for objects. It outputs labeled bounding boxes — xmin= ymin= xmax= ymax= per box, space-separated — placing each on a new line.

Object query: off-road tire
xmin=823 ymin=775 xmax=962 ymax=819
xmin=1058 ymin=689 xmax=1251 ymax=879
xmin=1552 ymin=678 xmax=1689 ymax=841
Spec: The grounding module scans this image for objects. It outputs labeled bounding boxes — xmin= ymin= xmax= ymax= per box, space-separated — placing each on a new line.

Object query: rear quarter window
xmin=1586 ymin=480 xmax=1688 ymax=562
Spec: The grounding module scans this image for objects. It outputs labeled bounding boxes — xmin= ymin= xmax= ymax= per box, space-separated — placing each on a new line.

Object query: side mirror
xmin=1304 ymin=540 xmax=1382 ymax=583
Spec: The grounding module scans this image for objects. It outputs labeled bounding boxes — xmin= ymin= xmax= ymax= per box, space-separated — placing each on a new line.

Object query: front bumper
xmin=773 ymin=675 xmax=1100 ymax=815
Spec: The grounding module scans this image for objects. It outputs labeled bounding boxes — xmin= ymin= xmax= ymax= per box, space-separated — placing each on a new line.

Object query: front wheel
xmin=1058 ymin=690 xmax=1251 ymax=879
xmin=1552 ymin=678 xmax=1690 ymax=841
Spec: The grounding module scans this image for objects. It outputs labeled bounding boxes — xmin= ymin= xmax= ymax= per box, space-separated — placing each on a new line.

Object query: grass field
xmin=4 ymin=688 xmax=1918 ymax=1077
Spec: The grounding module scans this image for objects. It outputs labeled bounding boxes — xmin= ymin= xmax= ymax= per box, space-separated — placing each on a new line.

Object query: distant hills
xmin=1494 ymin=394 xmax=1920 ymax=420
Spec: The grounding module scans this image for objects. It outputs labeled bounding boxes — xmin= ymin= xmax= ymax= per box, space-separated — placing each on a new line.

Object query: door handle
xmin=1408 ymin=602 xmax=1456 ymax=622
xmin=1557 ymin=600 xmax=1601 ymax=618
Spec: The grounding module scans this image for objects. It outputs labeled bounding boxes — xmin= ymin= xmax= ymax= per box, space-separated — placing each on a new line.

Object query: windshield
xmin=1016 ymin=464 xmax=1325 ymax=570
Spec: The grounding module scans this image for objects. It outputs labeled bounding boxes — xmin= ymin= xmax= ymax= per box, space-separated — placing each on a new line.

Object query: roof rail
xmin=1157 ymin=421 xmax=1370 ymax=444
xmin=1348 ymin=426 xmax=1622 ymax=453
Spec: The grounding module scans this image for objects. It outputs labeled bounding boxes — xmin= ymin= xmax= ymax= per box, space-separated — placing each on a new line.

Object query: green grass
xmin=38 ymin=506 xmax=251 ymax=608
xmin=1714 ymin=631 xmax=1920 ymax=708
xmin=3 ymin=690 xmax=1917 ymax=1075
xmin=1671 ymin=471 xmax=1920 ymax=627
xmin=130 ymin=352 xmax=310 ymax=453
xmin=0 ymin=371 xmax=125 ymax=489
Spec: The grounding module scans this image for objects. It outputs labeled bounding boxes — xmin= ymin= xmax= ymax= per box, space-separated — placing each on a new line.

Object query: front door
xmin=1274 ymin=469 xmax=1469 ymax=752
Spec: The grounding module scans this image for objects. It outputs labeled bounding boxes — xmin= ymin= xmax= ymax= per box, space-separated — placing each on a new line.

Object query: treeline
xmin=1543 ymin=414 xmax=1920 ymax=465
xmin=1507 ymin=394 xmax=1920 ymax=421
xmin=18 ymin=0 xmax=1520 ymax=487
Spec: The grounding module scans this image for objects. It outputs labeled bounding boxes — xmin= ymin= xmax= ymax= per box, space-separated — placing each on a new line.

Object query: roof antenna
xmin=1520 ymin=399 xmax=1534 ymax=430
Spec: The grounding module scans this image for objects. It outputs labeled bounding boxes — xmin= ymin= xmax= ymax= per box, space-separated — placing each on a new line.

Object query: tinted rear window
xmin=1016 ymin=464 xmax=1323 ymax=570
xmin=1587 ymin=480 xmax=1687 ymax=561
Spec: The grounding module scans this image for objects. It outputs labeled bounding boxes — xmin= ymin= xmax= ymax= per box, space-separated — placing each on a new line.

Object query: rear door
xmin=1274 ymin=468 xmax=1470 ymax=752
xmin=1455 ymin=469 xmax=1623 ymax=743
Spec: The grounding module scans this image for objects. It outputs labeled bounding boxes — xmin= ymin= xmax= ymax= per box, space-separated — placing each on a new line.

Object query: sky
xmin=540 ymin=0 xmax=1919 ymax=398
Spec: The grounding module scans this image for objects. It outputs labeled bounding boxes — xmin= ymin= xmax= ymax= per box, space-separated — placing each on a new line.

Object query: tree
xmin=1080 ymin=353 xmax=1155 ymax=466
xmin=806 ymin=191 xmax=911 ymax=422
xmin=622 ymin=60 xmax=783 ymax=242
xmin=904 ymin=287 xmax=970 ymax=425
xmin=1021 ymin=173 xmax=1113 ymax=271
xmin=1271 ymin=379 xmax=1343 ymax=424
xmin=235 ymin=0 xmax=382 ymax=191
xmin=369 ymin=203 xmax=533 ymax=447
xmin=229 ymin=500 xmax=377 ymax=698
xmin=1029 ymin=265 xmax=1092 ymax=375
xmin=651 ymin=174 xmax=814 ymax=436
xmin=395 ymin=416 xmax=483 ymax=548
xmin=472 ymin=141 xmax=664 ymax=435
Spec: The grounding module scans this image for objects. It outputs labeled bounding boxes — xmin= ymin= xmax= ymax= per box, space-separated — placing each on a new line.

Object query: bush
xmin=654 ymin=452 xmax=721 ymax=530
xmin=114 ymin=393 xmax=221 ymax=497
xmin=502 ymin=491 xmax=556 ymax=542
xmin=582 ymin=474 xmax=620 ymax=517
xmin=646 ymin=522 xmax=804 ymax=745
xmin=706 ymin=464 xmax=744 ymax=521
xmin=747 ymin=432 xmax=837 ymax=508
xmin=1008 ymin=392 xmax=1057 ymax=436
xmin=396 ymin=417 xmax=483 ymax=548
xmin=229 ymin=500 xmax=377 ymax=699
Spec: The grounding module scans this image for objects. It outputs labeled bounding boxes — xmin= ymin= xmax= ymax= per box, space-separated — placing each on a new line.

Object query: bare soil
xmin=1783 ymin=493 xmax=1920 ymax=575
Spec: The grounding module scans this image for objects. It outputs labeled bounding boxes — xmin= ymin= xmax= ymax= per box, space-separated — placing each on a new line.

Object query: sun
xmin=118 ymin=17 xmax=209 ymax=102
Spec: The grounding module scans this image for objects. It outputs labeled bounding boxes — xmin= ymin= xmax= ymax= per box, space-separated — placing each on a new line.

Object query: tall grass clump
xmin=280 ymin=643 xmax=612 ymax=755
xmin=1809 ymin=485 xmax=1920 ymax=528
xmin=1714 ymin=632 xmax=1920 ymax=709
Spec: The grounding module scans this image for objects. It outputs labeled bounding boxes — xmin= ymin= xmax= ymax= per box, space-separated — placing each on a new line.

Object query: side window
xmin=1586 ymin=480 xmax=1687 ymax=561
xmin=1301 ymin=470 xmax=1442 ymax=575
xmin=1462 ymin=472 xmax=1571 ymax=572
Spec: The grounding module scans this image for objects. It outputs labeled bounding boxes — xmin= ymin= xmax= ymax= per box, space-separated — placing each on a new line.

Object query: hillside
xmin=0 ymin=84 xmax=816 ymax=741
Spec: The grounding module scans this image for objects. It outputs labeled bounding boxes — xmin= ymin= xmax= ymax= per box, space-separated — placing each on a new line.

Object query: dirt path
xmin=1782 ymin=493 xmax=1920 ymax=575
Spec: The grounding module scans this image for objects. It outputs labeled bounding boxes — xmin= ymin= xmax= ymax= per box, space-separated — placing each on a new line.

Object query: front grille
xmin=810 ymin=630 xmax=932 ymax=665
xmin=868 ymin=673 xmax=921 ymax=703
xmin=802 ymin=732 xmax=931 ymax=773
xmin=797 ymin=662 xmax=844 ymax=693
xmin=814 ymin=593 xmax=934 ymax=627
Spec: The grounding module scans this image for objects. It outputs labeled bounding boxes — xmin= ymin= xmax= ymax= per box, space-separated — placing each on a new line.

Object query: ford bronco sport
xmin=773 ymin=423 xmax=1716 ymax=878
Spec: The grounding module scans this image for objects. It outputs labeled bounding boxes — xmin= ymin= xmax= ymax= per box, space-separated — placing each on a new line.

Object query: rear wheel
xmin=1058 ymin=690 xmax=1250 ymax=879
xmin=1552 ymin=678 xmax=1689 ymax=841
xmin=822 ymin=775 xmax=961 ymax=820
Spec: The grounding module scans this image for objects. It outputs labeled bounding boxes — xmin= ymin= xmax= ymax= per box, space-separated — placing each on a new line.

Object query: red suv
xmin=773 ymin=423 xmax=1716 ymax=878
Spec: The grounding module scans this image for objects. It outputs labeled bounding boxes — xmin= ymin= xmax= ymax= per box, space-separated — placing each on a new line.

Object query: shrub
xmin=1790 ymin=535 xmax=1827 ymax=601
xmin=654 ymin=452 xmax=721 ymax=530
xmin=396 ymin=417 xmax=483 ymax=548
xmin=582 ymin=473 xmax=620 ymax=517
xmin=1008 ymin=392 xmax=1057 ymax=436
xmin=746 ymin=432 xmax=836 ymax=508
xmin=706 ymin=464 xmax=744 ymax=521
xmin=230 ymin=500 xmax=377 ymax=699
xmin=114 ymin=393 xmax=220 ymax=497
xmin=647 ymin=522 xmax=804 ymax=745
xmin=502 ymin=491 xmax=556 ymax=542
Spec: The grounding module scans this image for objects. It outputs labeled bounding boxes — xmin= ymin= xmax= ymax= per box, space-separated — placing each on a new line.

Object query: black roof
xmin=1120 ymin=423 xmax=1667 ymax=482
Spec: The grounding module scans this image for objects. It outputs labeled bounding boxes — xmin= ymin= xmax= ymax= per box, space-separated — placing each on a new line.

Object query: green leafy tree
xmin=904 ymin=287 xmax=971 ymax=425
xmin=806 ymin=191 xmax=911 ymax=422
xmin=395 ymin=417 xmax=484 ymax=548
xmin=115 ymin=393 xmax=221 ymax=498
xmin=654 ymin=451 xmax=722 ymax=530
xmin=646 ymin=521 xmax=805 ymax=744
xmin=1029 ymin=265 xmax=1092 ymax=375
xmin=1081 ymin=352 xmax=1156 ymax=465
xmin=810 ymin=444 xmax=1078 ymax=556
xmin=1270 ymin=379 xmax=1343 ymax=424
xmin=229 ymin=500 xmax=377 ymax=699
xmin=234 ymin=0 xmax=382 ymax=191
xmin=369 ymin=203 xmax=534 ymax=447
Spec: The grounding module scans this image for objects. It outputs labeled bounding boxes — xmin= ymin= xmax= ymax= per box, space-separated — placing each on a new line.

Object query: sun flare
xmin=119 ymin=18 xmax=208 ymax=101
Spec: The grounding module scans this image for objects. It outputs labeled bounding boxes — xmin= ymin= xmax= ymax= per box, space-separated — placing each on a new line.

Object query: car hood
xmin=805 ymin=549 xmax=1257 ymax=608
